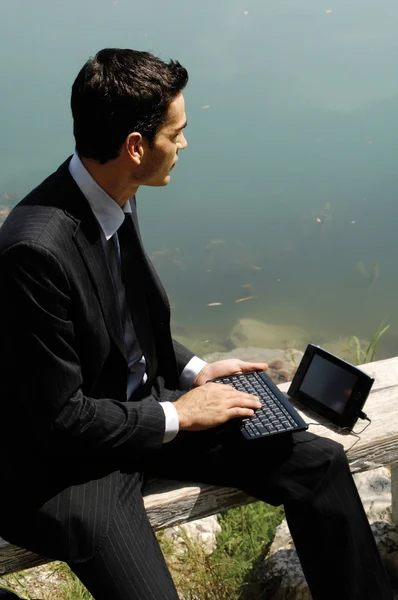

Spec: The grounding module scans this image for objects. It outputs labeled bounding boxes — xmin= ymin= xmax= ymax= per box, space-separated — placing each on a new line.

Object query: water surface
xmin=1 ymin=0 xmax=398 ymax=360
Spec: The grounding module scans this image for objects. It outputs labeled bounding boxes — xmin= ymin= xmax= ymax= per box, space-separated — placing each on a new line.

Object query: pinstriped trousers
xmin=70 ymin=431 xmax=394 ymax=600
xmin=69 ymin=471 xmax=179 ymax=600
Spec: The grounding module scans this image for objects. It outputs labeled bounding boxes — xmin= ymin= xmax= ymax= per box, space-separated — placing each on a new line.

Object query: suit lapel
xmin=73 ymin=221 xmax=127 ymax=362
xmin=53 ymin=159 xmax=127 ymax=362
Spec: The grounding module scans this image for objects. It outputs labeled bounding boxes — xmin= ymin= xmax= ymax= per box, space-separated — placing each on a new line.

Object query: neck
xmin=80 ymin=156 xmax=139 ymax=207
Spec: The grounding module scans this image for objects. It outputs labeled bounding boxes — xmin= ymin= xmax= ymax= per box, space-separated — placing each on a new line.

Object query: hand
xmin=192 ymin=359 xmax=268 ymax=388
xmin=173 ymin=382 xmax=262 ymax=431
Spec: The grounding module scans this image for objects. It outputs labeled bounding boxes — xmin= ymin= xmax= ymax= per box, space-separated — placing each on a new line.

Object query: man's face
xmin=139 ymin=93 xmax=188 ymax=187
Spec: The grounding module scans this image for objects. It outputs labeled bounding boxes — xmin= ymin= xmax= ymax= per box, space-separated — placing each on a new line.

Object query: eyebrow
xmin=173 ymin=120 xmax=188 ymax=134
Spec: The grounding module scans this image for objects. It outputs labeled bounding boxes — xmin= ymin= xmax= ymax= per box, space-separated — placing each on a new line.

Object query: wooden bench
xmin=2 ymin=355 xmax=398 ymax=577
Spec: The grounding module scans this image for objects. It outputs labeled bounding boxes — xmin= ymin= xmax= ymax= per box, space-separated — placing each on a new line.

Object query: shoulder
xmin=0 ymin=204 xmax=73 ymax=256
xmin=0 ymin=157 xmax=92 ymax=258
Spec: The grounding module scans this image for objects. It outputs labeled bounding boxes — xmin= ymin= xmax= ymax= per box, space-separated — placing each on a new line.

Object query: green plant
xmin=0 ymin=572 xmax=34 ymax=600
xmin=0 ymin=562 xmax=94 ymax=600
xmin=52 ymin=563 xmax=93 ymax=600
xmin=158 ymin=501 xmax=285 ymax=600
xmin=347 ymin=320 xmax=391 ymax=365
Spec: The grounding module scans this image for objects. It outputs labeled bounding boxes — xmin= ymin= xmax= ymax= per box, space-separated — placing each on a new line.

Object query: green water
xmin=1 ymin=0 xmax=398 ymax=359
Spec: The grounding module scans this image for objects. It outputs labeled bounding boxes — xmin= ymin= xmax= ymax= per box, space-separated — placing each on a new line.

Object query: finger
xmin=239 ymin=391 xmax=262 ymax=403
xmin=222 ymin=388 xmax=260 ymax=402
xmin=227 ymin=397 xmax=262 ymax=409
xmin=238 ymin=362 xmax=268 ymax=372
xmin=227 ymin=407 xmax=257 ymax=419
xmin=209 ymin=383 xmax=241 ymax=393
xmin=230 ymin=390 xmax=261 ymax=403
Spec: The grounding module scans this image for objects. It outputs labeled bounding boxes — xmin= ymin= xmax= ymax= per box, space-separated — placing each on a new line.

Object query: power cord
xmin=306 ymin=413 xmax=372 ymax=453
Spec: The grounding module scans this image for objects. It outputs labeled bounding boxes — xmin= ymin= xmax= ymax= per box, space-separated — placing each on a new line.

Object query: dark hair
xmin=71 ymin=48 xmax=189 ymax=163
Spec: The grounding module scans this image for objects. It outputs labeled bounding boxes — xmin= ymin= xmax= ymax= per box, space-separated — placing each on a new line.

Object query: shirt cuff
xmin=159 ymin=401 xmax=180 ymax=443
xmin=179 ymin=356 xmax=208 ymax=390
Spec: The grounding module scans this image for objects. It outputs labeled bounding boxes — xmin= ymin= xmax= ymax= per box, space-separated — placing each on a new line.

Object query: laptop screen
xmin=299 ymin=354 xmax=358 ymax=415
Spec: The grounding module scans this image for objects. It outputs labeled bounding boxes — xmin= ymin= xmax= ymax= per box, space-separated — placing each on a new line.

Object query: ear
xmin=125 ymin=132 xmax=144 ymax=165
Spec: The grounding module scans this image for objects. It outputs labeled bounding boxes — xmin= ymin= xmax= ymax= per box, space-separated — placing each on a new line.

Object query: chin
xmin=160 ymin=175 xmax=171 ymax=186
xmin=146 ymin=175 xmax=171 ymax=187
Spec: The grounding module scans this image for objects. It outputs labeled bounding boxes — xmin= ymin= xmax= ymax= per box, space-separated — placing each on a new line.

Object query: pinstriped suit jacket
xmin=0 ymin=157 xmax=194 ymax=562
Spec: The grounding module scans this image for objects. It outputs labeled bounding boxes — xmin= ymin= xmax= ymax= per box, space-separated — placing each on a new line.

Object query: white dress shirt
xmin=69 ymin=153 xmax=207 ymax=442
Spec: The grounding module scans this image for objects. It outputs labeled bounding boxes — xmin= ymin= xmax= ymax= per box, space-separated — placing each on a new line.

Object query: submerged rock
xmin=227 ymin=318 xmax=309 ymax=352
xmin=202 ymin=346 xmax=304 ymax=385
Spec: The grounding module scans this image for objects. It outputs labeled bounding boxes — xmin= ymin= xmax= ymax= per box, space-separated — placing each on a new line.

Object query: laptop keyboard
xmin=213 ymin=372 xmax=301 ymax=439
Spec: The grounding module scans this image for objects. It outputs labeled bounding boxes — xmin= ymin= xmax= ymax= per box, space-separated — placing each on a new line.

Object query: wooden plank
xmin=358 ymin=357 xmax=398 ymax=390
xmin=0 ymin=547 xmax=48 ymax=577
xmin=2 ymin=356 xmax=398 ymax=576
xmin=276 ymin=356 xmax=398 ymax=457
xmin=142 ymin=480 xmax=254 ymax=530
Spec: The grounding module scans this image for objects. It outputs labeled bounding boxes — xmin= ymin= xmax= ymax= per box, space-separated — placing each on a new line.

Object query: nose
xmin=178 ymin=132 xmax=188 ymax=151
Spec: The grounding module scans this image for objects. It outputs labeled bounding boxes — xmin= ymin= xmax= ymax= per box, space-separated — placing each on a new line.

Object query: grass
xmin=346 ymin=320 xmax=391 ymax=365
xmin=158 ymin=501 xmax=285 ymax=600
xmin=0 ymin=562 xmax=94 ymax=600
xmin=0 ymin=502 xmax=284 ymax=600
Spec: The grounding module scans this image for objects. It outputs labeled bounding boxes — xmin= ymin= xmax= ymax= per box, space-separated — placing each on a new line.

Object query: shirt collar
xmin=68 ymin=152 xmax=132 ymax=241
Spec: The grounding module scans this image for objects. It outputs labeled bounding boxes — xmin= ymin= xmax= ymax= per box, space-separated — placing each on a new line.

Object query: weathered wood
xmin=2 ymin=355 xmax=398 ymax=576
xmin=0 ymin=544 xmax=47 ymax=577
xmin=283 ymin=358 xmax=398 ymax=458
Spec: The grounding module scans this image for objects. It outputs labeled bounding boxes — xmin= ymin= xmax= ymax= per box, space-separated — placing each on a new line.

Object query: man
xmin=0 ymin=48 xmax=393 ymax=600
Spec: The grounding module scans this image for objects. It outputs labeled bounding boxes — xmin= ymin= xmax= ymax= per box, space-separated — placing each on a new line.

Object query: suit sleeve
xmin=172 ymin=338 xmax=196 ymax=374
xmin=0 ymin=242 xmax=167 ymax=458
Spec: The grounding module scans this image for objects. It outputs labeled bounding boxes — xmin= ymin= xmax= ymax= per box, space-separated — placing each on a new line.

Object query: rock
xmin=267 ymin=357 xmax=299 ymax=385
xmin=385 ymin=551 xmax=398 ymax=586
xmin=355 ymin=466 xmax=392 ymax=525
xmin=163 ymin=515 xmax=221 ymax=556
xmin=250 ymin=520 xmax=310 ymax=600
xmin=255 ymin=467 xmax=398 ymax=599
xmin=202 ymin=346 xmax=303 ymax=365
xmin=202 ymin=346 xmax=304 ymax=385
xmin=227 ymin=319 xmax=309 ymax=351
xmin=372 ymin=521 xmax=398 ymax=559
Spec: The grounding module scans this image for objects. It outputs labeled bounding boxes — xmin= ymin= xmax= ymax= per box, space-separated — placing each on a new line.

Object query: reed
xmin=347 ymin=320 xmax=390 ymax=365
